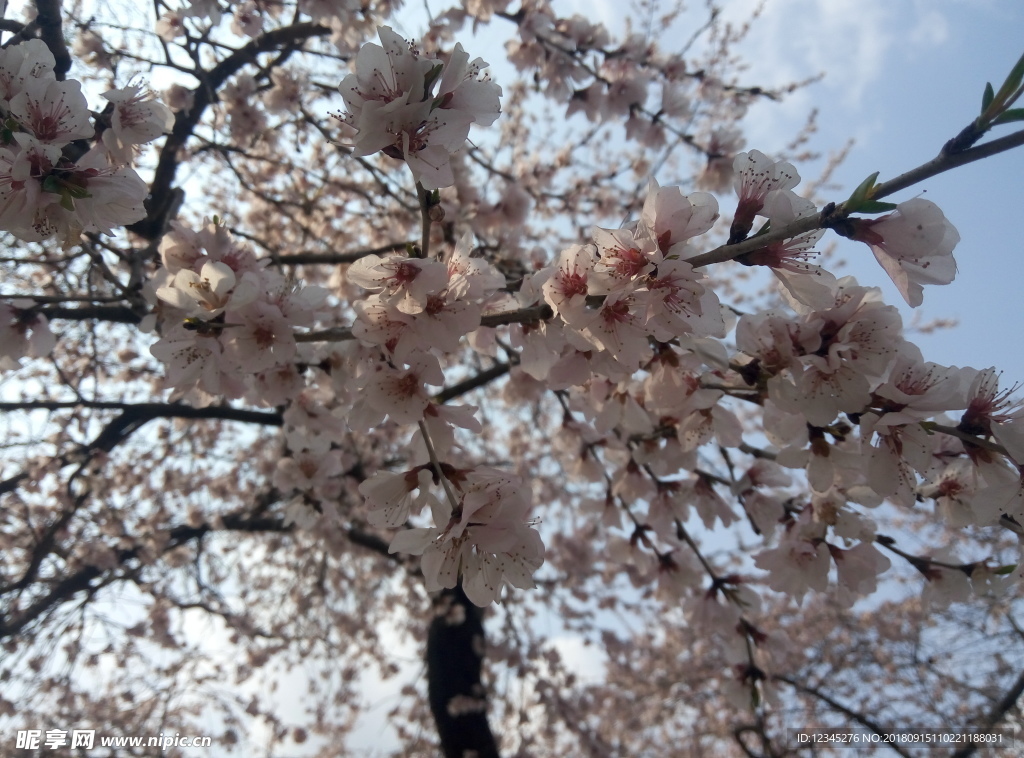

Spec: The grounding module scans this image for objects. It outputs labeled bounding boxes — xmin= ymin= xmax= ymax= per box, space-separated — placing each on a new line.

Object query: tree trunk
xmin=426 ymin=584 xmax=501 ymax=758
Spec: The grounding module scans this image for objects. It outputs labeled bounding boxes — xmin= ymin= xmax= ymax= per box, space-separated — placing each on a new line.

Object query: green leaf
xmin=981 ymin=82 xmax=995 ymax=114
xmin=992 ymin=108 xmax=1024 ymax=125
xmin=41 ymin=175 xmax=62 ymax=194
xmin=994 ymin=564 xmax=1018 ymax=576
xmin=994 ymin=50 xmax=1024 ymax=105
xmin=65 ymin=183 xmax=90 ymax=200
xmin=59 ymin=193 xmax=76 ymax=211
xmin=854 ymin=200 xmax=898 ymax=214
xmin=422 ymin=63 xmax=444 ymax=99
xmin=846 ymin=171 xmax=880 ymax=210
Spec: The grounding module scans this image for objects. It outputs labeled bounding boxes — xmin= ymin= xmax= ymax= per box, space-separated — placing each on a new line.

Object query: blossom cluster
xmin=150 ymin=220 xmax=327 ymax=405
xmin=345 ymin=236 xmax=546 ymax=602
xmin=0 ymin=40 xmax=171 ymax=246
xmin=136 ymin=26 xmax=1020 ymax=626
xmin=337 ymin=26 xmax=502 ymax=189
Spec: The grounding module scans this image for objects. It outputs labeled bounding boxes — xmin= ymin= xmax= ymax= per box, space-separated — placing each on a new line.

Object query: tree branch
xmin=773 ymin=674 xmax=913 ymax=758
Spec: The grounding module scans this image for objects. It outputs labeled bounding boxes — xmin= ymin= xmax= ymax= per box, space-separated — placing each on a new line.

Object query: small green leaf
xmin=59 ymin=193 xmax=76 ymax=211
xmin=422 ymin=63 xmax=444 ymax=99
xmin=981 ymin=82 xmax=995 ymax=114
xmin=995 ymin=50 xmax=1024 ymax=104
xmin=994 ymin=564 xmax=1018 ymax=576
xmin=41 ymin=175 xmax=62 ymax=194
xmin=65 ymin=183 xmax=90 ymax=200
xmin=992 ymin=108 xmax=1024 ymax=126
xmin=856 ymin=200 xmax=898 ymax=214
xmin=846 ymin=171 xmax=880 ymax=209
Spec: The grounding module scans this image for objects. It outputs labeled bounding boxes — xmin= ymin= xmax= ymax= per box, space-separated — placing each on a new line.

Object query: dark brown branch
xmin=273 ymin=240 xmax=413 ymax=266
xmin=0 ymin=403 xmax=281 ymax=496
xmin=33 ymin=0 xmax=71 ymax=80
xmin=773 ymin=674 xmax=913 ymax=758
xmin=950 ymin=667 xmax=1024 ymax=758
xmin=433 ymin=363 xmax=511 ymax=405
xmin=130 ymin=21 xmax=331 ymax=240
xmin=0 ymin=511 xmax=291 ymax=641
xmin=40 ymin=305 xmax=142 ymax=323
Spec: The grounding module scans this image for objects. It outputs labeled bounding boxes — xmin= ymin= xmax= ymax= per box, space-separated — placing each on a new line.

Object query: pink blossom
xmin=640 ymin=258 xmax=725 ymax=339
xmin=359 ymin=468 xmax=435 ymax=527
xmin=639 ymin=179 xmax=719 ymax=255
xmin=847 ymin=198 xmax=959 ymax=307
xmin=579 ymin=292 xmax=652 ymax=372
xmin=101 ymin=86 xmax=174 ymax=164
xmin=361 ymin=353 xmax=444 ymax=425
xmin=347 ymin=253 xmax=448 ymax=314
xmin=541 ymin=244 xmax=595 ymax=327
xmin=959 ymin=367 xmax=1024 ymax=466
xmin=0 ymin=39 xmax=56 ymax=102
xmin=740 ymin=189 xmax=836 ymax=310
xmin=9 ymin=78 xmax=93 ymax=145
xmin=0 ymin=301 xmax=56 ymax=369
xmin=388 ymin=468 xmax=545 ymax=606
xmin=729 ymin=150 xmax=800 ymax=243
xmin=588 ymin=226 xmax=659 ymax=295
xmin=753 ymin=512 xmax=829 ymax=603
xmin=230 ymin=1 xmax=263 ymax=37
xmin=223 ymin=301 xmax=297 ymax=374
xmin=156 ymin=260 xmax=260 ymax=318
xmin=829 ymin=541 xmax=891 ymax=605
xmin=338 ymin=27 xmax=501 ymax=189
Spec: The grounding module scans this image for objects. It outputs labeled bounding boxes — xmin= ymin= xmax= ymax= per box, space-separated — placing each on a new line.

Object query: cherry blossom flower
xmin=0 ymin=301 xmax=56 ymax=369
xmin=829 ymin=541 xmax=891 ymax=606
xmin=696 ymin=127 xmax=743 ymax=193
xmin=155 ymin=260 xmax=260 ymax=318
xmin=155 ymin=10 xmax=187 ymax=41
xmin=359 ymin=467 xmax=436 ymax=527
xmin=959 ymin=367 xmax=1024 ymax=466
xmin=231 ymin=1 xmax=264 ymax=37
xmin=729 ymin=150 xmax=800 ymax=243
xmin=0 ymin=39 xmax=56 ymax=103
xmin=739 ymin=189 xmax=836 ymax=310
xmin=274 ymin=448 xmax=344 ymax=497
xmin=919 ymin=459 xmax=979 ymax=527
xmin=8 ymin=78 xmax=93 ymax=144
xmin=358 ymin=353 xmax=444 ymax=427
xmin=579 ymin=291 xmax=652 ymax=372
xmin=588 ymin=225 xmax=659 ymax=295
xmin=639 ymin=179 xmax=719 ymax=255
xmin=101 ymin=86 xmax=174 ymax=164
xmin=771 ymin=280 xmax=903 ymax=426
xmin=338 ymin=27 xmax=501 ymax=189
xmin=754 ymin=511 xmax=829 ymax=603
xmin=223 ymin=301 xmax=297 ymax=374
xmin=388 ymin=468 xmax=545 ymax=606
xmin=846 ymin=198 xmax=959 ymax=307
xmin=541 ymin=244 xmax=595 ymax=327
xmin=640 ymin=258 xmax=725 ymax=339
xmin=347 ymin=253 xmax=448 ymax=314
xmin=149 ymin=325 xmax=245 ymax=401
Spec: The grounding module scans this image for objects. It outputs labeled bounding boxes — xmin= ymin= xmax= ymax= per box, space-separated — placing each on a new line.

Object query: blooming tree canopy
xmin=2 ymin=0 xmax=1024 ymax=755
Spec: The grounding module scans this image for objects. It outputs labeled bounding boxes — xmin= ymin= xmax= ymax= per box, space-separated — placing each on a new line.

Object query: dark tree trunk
xmin=426 ymin=584 xmax=501 ymax=758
